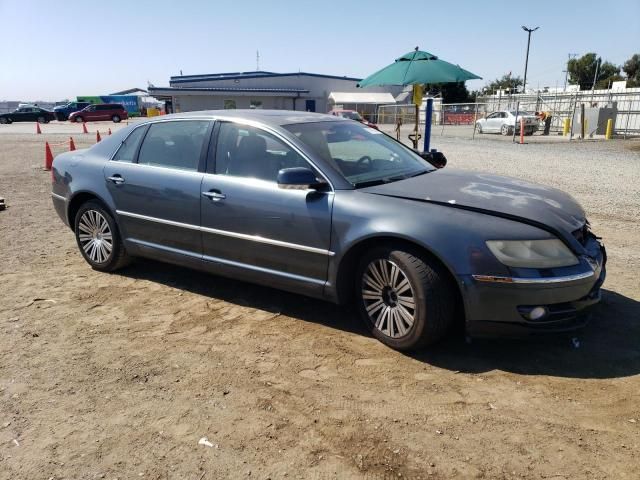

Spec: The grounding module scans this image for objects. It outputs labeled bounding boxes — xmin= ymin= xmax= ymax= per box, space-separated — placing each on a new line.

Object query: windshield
xmin=339 ymin=111 xmax=363 ymax=121
xmin=283 ymin=121 xmax=434 ymax=187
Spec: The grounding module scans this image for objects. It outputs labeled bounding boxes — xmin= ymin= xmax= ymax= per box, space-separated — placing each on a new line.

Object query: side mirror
xmin=277 ymin=167 xmax=324 ymax=190
xmin=415 ymin=149 xmax=447 ymax=169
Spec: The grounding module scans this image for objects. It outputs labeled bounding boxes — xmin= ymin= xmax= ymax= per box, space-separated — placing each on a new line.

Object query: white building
xmin=149 ymin=71 xmax=400 ymax=115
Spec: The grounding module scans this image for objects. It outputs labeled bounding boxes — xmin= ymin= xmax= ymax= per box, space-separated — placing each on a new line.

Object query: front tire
xmin=75 ymin=116 xmax=84 ymax=123
xmin=475 ymin=123 xmax=483 ymax=134
xmin=500 ymin=124 xmax=512 ymax=136
xmin=74 ymin=201 xmax=130 ymax=272
xmin=355 ymin=246 xmax=455 ymax=351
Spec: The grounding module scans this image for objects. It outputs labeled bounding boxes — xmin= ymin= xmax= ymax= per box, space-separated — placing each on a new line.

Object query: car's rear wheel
xmin=74 ymin=201 xmax=130 ymax=272
xmin=75 ymin=116 xmax=84 ymax=123
xmin=356 ymin=246 xmax=455 ymax=351
xmin=37 ymin=116 xmax=45 ymax=123
xmin=500 ymin=124 xmax=512 ymax=136
xmin=112 ymin=115 xmax=121 ymax=123
xmin=475 ymin=123 xmax=483 ymax=134
xmin=0 ymin=118 xmax=8 ymax=124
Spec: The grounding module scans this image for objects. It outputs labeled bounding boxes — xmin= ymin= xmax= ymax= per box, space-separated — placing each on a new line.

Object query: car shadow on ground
xmin=119 ymin=260 xmax=639 ymax=380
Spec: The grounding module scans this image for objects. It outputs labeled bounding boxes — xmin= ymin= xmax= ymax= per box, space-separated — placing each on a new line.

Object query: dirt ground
xmin=1 ymin=125 xmax=639 ymax=480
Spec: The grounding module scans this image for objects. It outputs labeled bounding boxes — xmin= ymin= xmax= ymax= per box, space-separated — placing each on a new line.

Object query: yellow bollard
xmin=563 ymin=118 xmax=570 ymax=136
xmin=605 ymin=118 xmax=613 ymax=139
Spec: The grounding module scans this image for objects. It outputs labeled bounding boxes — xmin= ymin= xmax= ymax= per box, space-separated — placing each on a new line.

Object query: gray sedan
xmin=50 ymin=110 xmax=606 ymax=350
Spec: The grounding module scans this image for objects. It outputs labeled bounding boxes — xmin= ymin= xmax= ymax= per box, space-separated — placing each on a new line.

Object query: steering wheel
xmin=357 ymin=155 xmax=373 ymax=168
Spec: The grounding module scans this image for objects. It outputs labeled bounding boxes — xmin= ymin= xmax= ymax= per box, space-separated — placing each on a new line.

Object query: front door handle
xmin=202 ymin=190 xmax=226 ymax=201
xmin=107 ymin=175 xmax=125 ymax=184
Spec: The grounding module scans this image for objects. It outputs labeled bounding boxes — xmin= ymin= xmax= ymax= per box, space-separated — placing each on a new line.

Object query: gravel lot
xmin=1 ymin=123 xmax=639 ymax=480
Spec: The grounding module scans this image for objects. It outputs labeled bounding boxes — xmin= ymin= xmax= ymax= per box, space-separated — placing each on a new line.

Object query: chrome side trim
xmin=116 ymin=210 xmax=335 ymax=256
xmin=472 ymin=271 xmax=595 ymax=284
xmin=51 ymin=192 xmax=67 ymax=202
xmin=128 ymin=238 xmax=325 ymax=286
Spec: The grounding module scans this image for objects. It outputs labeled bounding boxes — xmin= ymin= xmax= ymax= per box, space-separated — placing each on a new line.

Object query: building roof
xmin=109 ymin=88 xmax=149 ymax=95
xmin=149 ymin=86 xmax=309 ymax=93
xmin=169 ymin=70 xmax=362 ymax=85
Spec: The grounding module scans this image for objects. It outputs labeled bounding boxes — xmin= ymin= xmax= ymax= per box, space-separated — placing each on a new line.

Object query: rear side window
xmin=137 ymin=121 xmax=210 ymax=171
xmin=112 ymin=126 xmax=147 ymax=162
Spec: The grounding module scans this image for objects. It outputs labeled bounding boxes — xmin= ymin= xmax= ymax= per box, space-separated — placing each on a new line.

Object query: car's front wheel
xmin=356 ymin=246 xmax=455 ymax=351
xmin=475 ymin=123 xmax=483 ymax=134
xmin=74 ymin=116 xmax=84 ymax=123
xmin=112 ymin=115 xmax=121 ymax=123
xmin=74 ymin=201 xmax=130 ymax=272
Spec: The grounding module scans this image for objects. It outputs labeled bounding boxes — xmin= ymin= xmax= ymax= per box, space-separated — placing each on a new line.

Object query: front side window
xmin=283 ymin=121 xmax=434 ymax=187
xmin=137 ymin=120 xmax=209 ymax=171
xmin=213 ymin=122 xmax=309 ymax=182
xmin=112 ymin=126 xmax=147 ymax=162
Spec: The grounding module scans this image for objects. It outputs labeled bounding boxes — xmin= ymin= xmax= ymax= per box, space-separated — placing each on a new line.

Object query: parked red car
xmin=68 ymin=104 xmax=128 ymax=123
xmin=329 ymin=109 xmax=379 ymax=129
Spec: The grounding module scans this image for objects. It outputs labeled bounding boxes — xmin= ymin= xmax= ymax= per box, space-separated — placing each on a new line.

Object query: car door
xmin=104 ymin=119 xmax=213 ymax=258
xmin=14 ymin=108 xmax=30 ymax=122
xmin=200 ymin=121 xmax=334 ymax=295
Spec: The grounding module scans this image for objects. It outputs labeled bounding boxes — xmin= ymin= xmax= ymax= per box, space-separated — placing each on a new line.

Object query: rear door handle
xmin=202 ymin=190 xmax=226 ymax=201
xmin=107 ymin=175 xmax=125 ymax=184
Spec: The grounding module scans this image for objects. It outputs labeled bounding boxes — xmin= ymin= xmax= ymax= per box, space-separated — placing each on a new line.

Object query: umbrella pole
xmin=414 ymin=104 xmax=419 ymax=149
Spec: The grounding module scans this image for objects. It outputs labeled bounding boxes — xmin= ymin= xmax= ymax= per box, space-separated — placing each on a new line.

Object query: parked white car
xmin=476 ymin=110 xmax=539 ymax=136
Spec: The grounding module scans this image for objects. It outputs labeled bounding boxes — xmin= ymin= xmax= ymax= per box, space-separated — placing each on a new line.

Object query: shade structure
xmin=357 ymin=50 xmax=481 ymax=87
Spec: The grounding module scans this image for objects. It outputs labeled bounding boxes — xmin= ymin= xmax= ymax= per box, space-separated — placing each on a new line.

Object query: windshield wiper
xmin=353 ymin=179 xmax=390 ymax=188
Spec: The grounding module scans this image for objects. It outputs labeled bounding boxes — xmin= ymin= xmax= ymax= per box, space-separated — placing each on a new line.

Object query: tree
xmin=425 ymin=82 xmax=472 ymax=103
xmin=623 ymin=53 xmax=640 ymax=87
xmin=483 ymin=74 xmax=524 ymax=94
xmin=567 ymin=53 xmax=621 ymax=89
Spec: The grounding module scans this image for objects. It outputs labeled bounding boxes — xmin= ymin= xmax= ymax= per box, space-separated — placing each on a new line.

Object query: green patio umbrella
xmin=358 ymin=48 xmax=481 ymax=149
xmin=357 ymin=49 xmax=481 ymax=87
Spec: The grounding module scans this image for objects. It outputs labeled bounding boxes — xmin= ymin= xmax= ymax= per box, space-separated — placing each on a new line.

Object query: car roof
xmin=148 ymin=109 xmax=342 ymax=126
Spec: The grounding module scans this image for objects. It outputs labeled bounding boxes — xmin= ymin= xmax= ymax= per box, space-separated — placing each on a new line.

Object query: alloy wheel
xmin=77 ymin=210 xmax=113 ymax=264
xmin=361 ymin=259 xmax=416 ymax=338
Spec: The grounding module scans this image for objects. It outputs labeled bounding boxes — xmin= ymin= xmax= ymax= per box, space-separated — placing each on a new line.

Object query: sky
xmin=1 ymin=0 xmax=638 ymax=101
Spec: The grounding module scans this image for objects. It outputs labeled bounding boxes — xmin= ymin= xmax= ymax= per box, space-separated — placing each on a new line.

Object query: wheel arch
xmin=67 ymin=191 xmax=114 ymax=231
xmin=333 ymin=235 xmax=465 ymax=324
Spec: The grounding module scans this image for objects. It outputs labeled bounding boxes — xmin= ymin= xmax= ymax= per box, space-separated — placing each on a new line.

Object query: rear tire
xmin=0 ymin=118 xmax=8 ymax=124
xmin=355 ymin=246 xmax=455 ymax=351
xmin=37 ymin=116 xmax=45 ymax=123
xmin=112 ymin=115 xmax=121 ymax=123
xmin=74 ymin=200 xmax=130 ymax=272
xmin=500 ymin=124 xmax=512 ymax=136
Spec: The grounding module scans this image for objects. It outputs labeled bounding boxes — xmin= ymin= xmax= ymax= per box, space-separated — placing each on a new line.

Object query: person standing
xmin=536 ymin=111 xmax=553 ymax=135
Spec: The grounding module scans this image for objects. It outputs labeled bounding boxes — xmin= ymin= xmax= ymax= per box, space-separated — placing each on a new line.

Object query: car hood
xmin=362 ymin=168 xmax=586 ymax=236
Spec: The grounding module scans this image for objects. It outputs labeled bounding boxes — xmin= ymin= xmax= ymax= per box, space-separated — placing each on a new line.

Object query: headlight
xmin=486 ymin=239 xmax=579 ymax=268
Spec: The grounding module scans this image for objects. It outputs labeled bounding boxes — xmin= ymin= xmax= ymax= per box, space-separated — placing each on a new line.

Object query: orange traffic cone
xmin=96 ymin=131 xmax=101 ymax=143
xmin=36 ymin=122 xmax=42 ymax=134
xmin=82 ymin=122 xmax=88 ymax=134
xmin=69 ymin=137 xmax=76 ymax=151
xmin=45 ymin=142 xmax=53 ymax=170
xmin=108 ymin=128 xmax=112 ymax=135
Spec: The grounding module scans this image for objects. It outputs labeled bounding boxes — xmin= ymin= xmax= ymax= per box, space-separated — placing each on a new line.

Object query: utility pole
xmin=256 ymin=50 xmax=260 ymax=71
xmin=563 ymin=53 xmax=578 ymax=91
xmin=521 ymin=26 xmax=539 ymax=94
